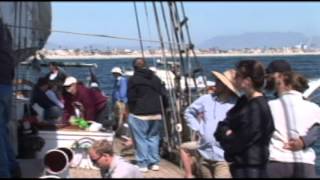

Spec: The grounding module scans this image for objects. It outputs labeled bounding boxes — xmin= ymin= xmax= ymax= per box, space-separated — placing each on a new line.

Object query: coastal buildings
xmin=39 ymin=45 xmax=320 ymax=59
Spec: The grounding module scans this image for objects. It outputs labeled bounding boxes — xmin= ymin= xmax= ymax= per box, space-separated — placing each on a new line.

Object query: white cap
xmin=90 ymin=82 xmax=99 ymax=88
xmin=63 ymin=76 xmax=77 ymax=86
xmin=111 ymin=67 xmax=122 ymax=75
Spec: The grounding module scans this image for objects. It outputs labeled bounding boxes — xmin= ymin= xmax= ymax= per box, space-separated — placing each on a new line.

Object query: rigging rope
xmin=13 ymin=2 xmax=20 ymax=121
xmin=158 ymin=2 xmax=180 ymax=121
xmin=5 ymin=24 xmax=190 ymax=47
xmin=168 ymin=2 xmax=191 ymax=104
xmin=143 ymin=2 xmax=157 ymax=66
xmin=172 ymin=3 xmax=192 ymax=102
xmin=18 ymin=2 xmax=22 ymax=57
xmin=133 ymin=2 xmax=145 ymax=58
xmin=160 ymin=2 xmax=182 ymax=152
xmin=152 ymin=3 xmax=176 ymax=117
xmin=153 ymin=2 xmax=182 ymax=153
xmin=159 ymin=2 xmax=178 ymax=93
xmin=180 ymin=2 xmax=208 ymax=90
xmin=160 ymin=2 xmax=178 ymax=67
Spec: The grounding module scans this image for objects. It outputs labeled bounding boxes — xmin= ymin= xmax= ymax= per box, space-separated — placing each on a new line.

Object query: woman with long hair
xmin=215 ymin=60 xmax=275 ymax=178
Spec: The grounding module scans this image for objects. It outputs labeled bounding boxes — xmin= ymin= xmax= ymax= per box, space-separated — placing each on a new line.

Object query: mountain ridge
xmin=199 ymin=32 xmax=320 ymax=50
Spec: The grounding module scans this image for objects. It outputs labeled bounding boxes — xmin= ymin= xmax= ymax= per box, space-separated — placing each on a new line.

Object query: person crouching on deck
xmin=62 ymin=76 xmax=111 ymax=129
xmin=127 ymin=58 xmax=168 ymax=173
xmin=30 ymin=77 xmax=63 ymax=124
xmin=181 ymin=69 xmax=239 ymax=178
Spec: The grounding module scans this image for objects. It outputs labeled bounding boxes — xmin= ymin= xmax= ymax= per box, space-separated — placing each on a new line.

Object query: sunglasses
xmin=91 ymin=154 xmax=103 ymax=165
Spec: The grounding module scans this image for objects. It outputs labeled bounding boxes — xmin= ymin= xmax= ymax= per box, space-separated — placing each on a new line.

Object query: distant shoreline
xmin=44 ymin=52 xmax=320 ymax=60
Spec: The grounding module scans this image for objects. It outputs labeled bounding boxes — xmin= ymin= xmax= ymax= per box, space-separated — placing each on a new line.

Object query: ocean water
xmin=19 ymin=55 xmax=320 ymax=174
xmin=29 ymin=55 xmax=320 ymax=94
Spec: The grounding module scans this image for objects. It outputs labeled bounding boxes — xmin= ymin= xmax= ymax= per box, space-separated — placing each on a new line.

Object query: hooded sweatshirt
xmin=63 ymin=83 xmax=107 ymax=122
xmin=127 ymin=68 xmax=167 ymax=116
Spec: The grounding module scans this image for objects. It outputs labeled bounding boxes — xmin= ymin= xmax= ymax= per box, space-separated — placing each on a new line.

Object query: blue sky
xmin=46 ymin=2 xmax=320 ymax=49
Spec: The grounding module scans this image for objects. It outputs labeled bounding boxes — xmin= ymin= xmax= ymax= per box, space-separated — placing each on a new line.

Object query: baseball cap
xmin=111 ymin=67 xmax=122 ymax=75
xmin=266 ymin=60 xmax=292 ymax=74
xmin=63 ymin=76 xmax=77 ymax=86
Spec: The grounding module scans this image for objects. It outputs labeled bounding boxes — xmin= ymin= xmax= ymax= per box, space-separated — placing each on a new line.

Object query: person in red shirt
xmin=62 ymin=76 xmax=112 ymax=129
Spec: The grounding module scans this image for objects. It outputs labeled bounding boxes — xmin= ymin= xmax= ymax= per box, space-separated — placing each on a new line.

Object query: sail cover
xmin=0 ymin=2 xmax=51 ymax=63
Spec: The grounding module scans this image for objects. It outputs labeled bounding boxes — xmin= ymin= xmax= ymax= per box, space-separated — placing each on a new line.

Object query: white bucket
xmin=57 ymin=147 xmax=74 ymax=163
xmin=43 ymin=148 xmax=73 ymax=177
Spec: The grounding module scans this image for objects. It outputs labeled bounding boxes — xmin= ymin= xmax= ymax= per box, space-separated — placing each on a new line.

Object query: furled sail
xmin=0 ymin=2 xmax=51 ymax=63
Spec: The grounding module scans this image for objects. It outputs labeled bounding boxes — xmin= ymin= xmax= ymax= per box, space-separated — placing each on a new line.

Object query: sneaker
xmin=150 ymin=164 xmax=160 ymax=171
xmin=138 ymin=167 xmax=149 ymax=173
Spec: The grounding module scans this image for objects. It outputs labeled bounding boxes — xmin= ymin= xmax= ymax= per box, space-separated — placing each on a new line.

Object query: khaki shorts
xmin=113 ymin=101 xmax=126 ymax=128
xmin=180 ymin=141 xmax=232 ymax=178
xmin=199 ymin=160 xmax=232 ymax=178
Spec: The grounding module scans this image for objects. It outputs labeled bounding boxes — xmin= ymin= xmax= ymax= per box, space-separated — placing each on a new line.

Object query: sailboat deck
xmin=20 ymin=137 xmax=184 ymax=178
xmin=69 ymin=158 xmax=184 ymax=178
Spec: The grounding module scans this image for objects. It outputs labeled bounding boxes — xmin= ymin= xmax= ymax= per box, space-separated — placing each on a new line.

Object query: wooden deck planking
xmin=113 ymin=138 xmax=184 ymax=178
xmin=20 ymin=137 xmax=184 ymax=178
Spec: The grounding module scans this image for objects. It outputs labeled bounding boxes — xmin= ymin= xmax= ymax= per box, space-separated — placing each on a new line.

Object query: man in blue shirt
xmin=111 ymin=67 xmax=128 ymax=130
xmin=181 ymin=69 xmax=239 ymax=178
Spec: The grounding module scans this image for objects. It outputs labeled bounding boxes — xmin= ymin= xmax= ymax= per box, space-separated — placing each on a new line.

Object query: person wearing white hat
xmin=111 ymin=67 xmax=133 ymax=152
xmin=111 ymin=67 xmax=128 ymax=131
xmin=180 ymin=69 xmax=239 ymax=178
xmin=62 ymin=76 xmax=110 ymax=128
xmin=111 ymin=67 xmax=123 ymax=75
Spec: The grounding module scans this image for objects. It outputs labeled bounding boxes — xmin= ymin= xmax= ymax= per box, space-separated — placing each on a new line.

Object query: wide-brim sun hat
xmin=111 ymin=67 xmax=122 ymax=75
xmin=63 ymin=76 xmax=77 ymax=86
xmin=211 ymin=69 xmax=241 ymax=97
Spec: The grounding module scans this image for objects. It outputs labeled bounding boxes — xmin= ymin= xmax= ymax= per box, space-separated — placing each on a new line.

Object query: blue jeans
xmin=0 ymin=85 xmax=19 ymax=177
xmin=128 ymin=114 xmax=161 ymax=168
